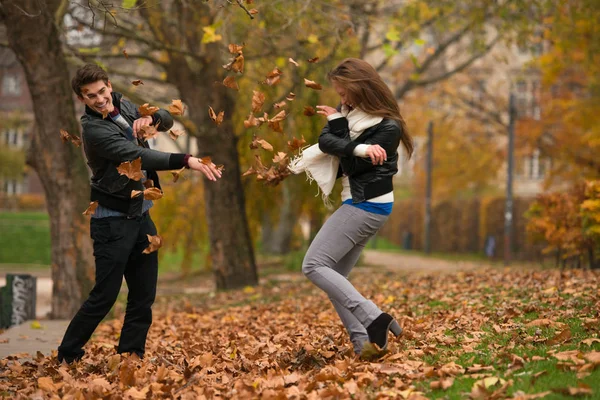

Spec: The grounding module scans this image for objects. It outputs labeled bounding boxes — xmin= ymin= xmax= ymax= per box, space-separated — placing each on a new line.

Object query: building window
xmin=3 ymin=129 xmax=18 ymax=147
xmin=2 ymin=74 xmax=21 ymax=96
xmin=4 ymin=179 xmax=19 ymax=195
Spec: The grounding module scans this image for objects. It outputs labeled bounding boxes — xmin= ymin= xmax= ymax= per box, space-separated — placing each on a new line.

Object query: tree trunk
xmin=195 ymin=126 xmax=258 ymax=289
xmin=261 ymin=181 xmax=299 ymax=255
xmin=1 ymin=0 xmax=94 ymax=318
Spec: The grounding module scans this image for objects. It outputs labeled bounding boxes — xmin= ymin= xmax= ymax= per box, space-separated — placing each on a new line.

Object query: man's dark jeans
xmin=57 ymin=213 xmax=158 ymax=363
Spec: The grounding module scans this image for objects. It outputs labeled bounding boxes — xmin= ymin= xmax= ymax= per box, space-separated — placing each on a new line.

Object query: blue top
xmin=342 ymin=199 xmax=393 ymax=216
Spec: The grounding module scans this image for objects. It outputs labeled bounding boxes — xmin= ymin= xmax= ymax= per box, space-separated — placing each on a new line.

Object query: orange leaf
xmin=139 ymin=124 xmax=159 ymax=140
xmin=244 ymin=114 xmax=260 ymax=128
xmin=273 ymin=152 xmax=288 ymax=164
xmin=273 ymin=101 xmax=286 ymax=109
xmin=82 ymin=201 xmax=99 ymax=216
xmin=131 ymin=79 xmax=144 ymax=86
xmin=168 ymin=99 xmax=185 ymax=116
xmin=307 ymin=57 xmax=320 ymax=63
xmin=117 ymin=157 xmax=144 ymax=181
xmin=200 ymin=156 xmax=212 ymax=165
xmin=287 ymin=136 xmax=306 ymax=152
xmin=303 ymin=106 xmax=316 ymax=116
xmin=168 ymin=129 xmax=185 ymax=140
xmin=252 ymin=90 xmax=266 ymax=113
xmin=143 ymin=234 xmax=163 ymax=254
xmin=171 ymin=166 xmax=185 ymax=183
xmin=228 ymin=43 xmax=244 ymax=54
xmin=304 ymin=78 xmax=322 ymax=90
xmin=208 ymin=106 xmax=224 ymax=126
xmin=139 ymin=103 xmax=160 ymax=117
xmin=122 ymin=49 xmax=129 ymax=58
xmin=264 ymin=67 xmax=282 ymax=86
xmin=223 ymin=76 xmax=239 ymax=90
xmin=143 ymin=187 xmax=163 ymax=200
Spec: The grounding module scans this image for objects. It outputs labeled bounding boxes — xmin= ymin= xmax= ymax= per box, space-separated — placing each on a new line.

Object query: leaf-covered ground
xmin=1 ymin=266 xmax=599 ymax=399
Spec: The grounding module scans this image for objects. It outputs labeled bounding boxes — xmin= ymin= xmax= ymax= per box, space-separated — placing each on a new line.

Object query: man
xmin=57 ymin=64 xmax=221 ymax=363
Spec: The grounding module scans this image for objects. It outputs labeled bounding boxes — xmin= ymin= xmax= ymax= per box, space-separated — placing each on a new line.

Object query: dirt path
xmin=362 ymin=250 xmax=490 ymax=274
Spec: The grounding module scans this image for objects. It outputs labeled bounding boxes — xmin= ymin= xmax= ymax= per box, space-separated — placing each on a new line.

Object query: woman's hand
xmin=188 ymin=157 xmax=223 ymax=181
xmin=316 ymin=105 xmax=338 ymax=117
xmin=366 ymin=144 xmax=387 ymax=165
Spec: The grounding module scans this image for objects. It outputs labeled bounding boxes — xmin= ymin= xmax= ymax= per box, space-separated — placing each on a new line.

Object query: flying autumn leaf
xmin=215 ymin=164 xmax=225 ymax=172
xmin=274 ymin=101 xmax=286 ymax=109
xmin=286 ymin=92 xmax=296 ymax=101
xmin=82 ymin=201 xmax=99 ymax=216
xmin=122 ymin=49 xmax=129 ymax=58
xmin=223 ymin=76 xmax=239 ymax=90
xmin=288 ymin=136 xmax=306 ymax=152
xmin=273 ymin=152 xmax=288 ymax=165
xmin=250 ymin=136 xmax=273 ymax=151
xmin=131 ymin=79 xmax=144 ymax=86
xmin=139 ymin=124 xmax=159 ymax=140
xmin=200 ymin=156 xmax=212 ymax=165
xmin=139 ymin=103 xmax=160 ymax=117
xmin=168 ymin=99 xmax=185 ymax=116
xmin=249 ymin=9 xmax=258 ymax=15
xmin=117 ymin=157 xmax=144 ymax=181
xmin=131 ymin=190 xmax=143 ymax=198
xmin=208 ymin=107 xmax=224 ymax=126
xmin=168 ymin=129 xmax=185 ymax=140
xmin=142 ymin=234 xmax=163 ymax=254
xmin=304 ymin=79 xmax=322 ymax=90
xmin=244 ymin=113 xmax=260 ymax=128
xmin=288 ymin=58 xmax=299 ymax=67
xmin=223 ymin=49 xmax=245 ymax=73
xmin=101 ymin=109 xmax=110 ymax=119
xmin=303 ymin=106 xmax=316 ymax=116
xmin=307 ymin=57 xmax=320 ymax=63
xmin=270 ymin=110 xmax=287 ymax=122
xmin=143 ymin=187 xmax=163 ymax=200
xmin=171 ymin=166 xmax=185 ymax=183
xmin=264 ymin=67 xmax=282 ymax=86
xmin=228 ymin=43 xmax=244 ymax=54
xmin=252 ymin=90 xmax=266 ymax=113
xmin=59 ymin=129 xmax=82 ymax=147
xmin=242 ymin=166 xmax=256 ymax=177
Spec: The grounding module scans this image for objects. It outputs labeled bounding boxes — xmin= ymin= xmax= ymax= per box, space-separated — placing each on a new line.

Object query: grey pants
xmin=302 ymin=204 xmax=389 ymax=353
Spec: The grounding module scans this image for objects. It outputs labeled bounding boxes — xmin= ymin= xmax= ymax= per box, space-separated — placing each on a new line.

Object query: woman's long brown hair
xmin=327 ymin=58 xmax=413 ymax=158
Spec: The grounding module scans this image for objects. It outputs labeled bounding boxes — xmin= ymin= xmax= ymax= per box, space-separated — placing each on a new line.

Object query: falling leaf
xmin=171 ymin=167 xmax=185 ymax=183
xmin=242 ymin=166 xmax=256 ymax=177
xmin=139 ymin=124 xmax=159 ymax=140
xmin=270 ymin=110 xmax=287 ymax=122
xmin=274 ymin=101 xmax=286 ymax=109
xmin=200 ymin=156 xmax=212 ymax=165
xmin=244 ymin=113 xmax=260 ymax=128
xmin=288 ymin=58 xmax=299 ymax=67
xmin=131 ymin=79 xmax=144 ymax=86
xmin=122 ymin=48 xmax=129 ymax=58
xmin=82 ymin=201 xmax=99 ymax=216
xmin=307 ymin=57 xmax=319 ymax=63
xmin=286 ymin=92 xmax=296 ymax=101
xmin=228 ymin=43 xmax=244 ymax=54
xmin=131 ymin=190 xmax=143 ymax=198
xmin=59 ymin=129 xmax=82 ymax=147
xmin=208 ymin=106 xmax=225 ymax=126
xmin=223 ymin=49 xmax=245 ymax=73
xmin=139 ymin=103 xmax=160 ymax=117
xmin=303 ymin=106 xmax=316 ymax=116
xmin=223 ymin=76 xmax=239 ymax=90
xmin=250 ymin=136 xmax=273 ymax=152
xmin=264 ymin=67 xmax=282 ymax=86
xmin=215 ymin=164 xmax=225 ymax=172
xmin=117 ymin=157 xmax=144 ymax=181
xmin=252 ymin=90 xmax=266 ymax=113
xmin=143 ymin=187 xmax=163 ymax=200
xmin=168 ymin=99 xmax=185 ymax=116
xmin=304 ymin=79 xmax=322 ymax=90
xmin=249 ymin=8 xmax=258 ymax=15
xmin=287 ymin=136 xmax=306 ymax=152
xmin=273 ymin=152 xmax=288 ymax=164
xmin=142 ymin=234 xmax=163 ymax=254
xmin=168 ymin=129 xmax=185 ymax=140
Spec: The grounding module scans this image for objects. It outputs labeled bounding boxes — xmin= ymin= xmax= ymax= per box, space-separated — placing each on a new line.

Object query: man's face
xmin=78 ymin=80 xmax=114 ymax=116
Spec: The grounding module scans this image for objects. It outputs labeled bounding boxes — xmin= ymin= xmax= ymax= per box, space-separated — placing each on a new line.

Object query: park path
xmin=0 ymin=250 xmax=486 ymax=360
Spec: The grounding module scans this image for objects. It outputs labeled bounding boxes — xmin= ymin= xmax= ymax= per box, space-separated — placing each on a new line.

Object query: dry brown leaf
xmin=131 ymin=79 xmax=144 ymax=86
xmin=288 ymin=58 xmax=299 ymax=67
xmin=304 ymin=78 xmax=322 ymax=90
xmin=200 ymin=156 xmax=212 ymax=165
xmin=223 ymin=76 xmax=239 ymax=90
xmin=143 ymin=187 xmax=163 ymax=200
xmin=59 ymin=129 xmax=82 ymax=147
xmin=208 ymin=106 xmax=224 ymax=126
xmin=303 ymin=106 xmax=316 ymax=116
xmin=82 ymin=201 xmax=99 ymax=216
xmin=122 ymin=48 xmax=129 ymax=58
xmin=274 ymin=101 xmax=286 ymax=109
xmin=286 ymin=92 xmax=296 ymax=101
xmin=168 ymin=99 xmax=185 ymax=116
xmin=307 ymin=57 xmax=320 ymax=63
xmin=117 ymin=157 xmax=144 ymax=181
xmin=143 ymin=234 xmax=163 ymax=254
xmin=131 ymin=190 xmax=143 ymax=198
xmin=244 ymin=113 xmax=260 ymax=128
xmin=264 ymin=67 xmax=282 ymax=86
xmin=168 ymin=129 xmax=185 ymax=140
xmin=287 ymin=136 xmax=306 ymax=152
xmin=252 ymin=90 xmax=266 ymax=113
xmin=228 ymin=43 xmax=244 ymax=54
xmin=171 ymin=167 xmax=186 ymax=183
xmin=139 ymin=124 xmax=159 ymax=140
xmin=139 ymin=103 xmax=160 ymax=117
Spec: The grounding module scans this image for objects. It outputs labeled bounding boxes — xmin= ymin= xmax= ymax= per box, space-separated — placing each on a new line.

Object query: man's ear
xmin=107 ymin=80 xmax=112 ymax=89
xmin=77 ymin=95 xmax=85 ymax=104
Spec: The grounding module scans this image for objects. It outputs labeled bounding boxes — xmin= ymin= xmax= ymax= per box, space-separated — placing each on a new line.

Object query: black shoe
xmin=57 ymin=352 xmax=83 ymax=364
xmin=366 ymin=313 xmax=402 ymax=350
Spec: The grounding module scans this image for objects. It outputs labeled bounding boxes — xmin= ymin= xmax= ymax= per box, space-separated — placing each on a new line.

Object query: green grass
xmin=0 ymin=211 xmax=51 ymax=265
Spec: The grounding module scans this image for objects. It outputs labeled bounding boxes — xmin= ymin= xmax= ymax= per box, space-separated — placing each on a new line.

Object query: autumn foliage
xmin=526 ymin=181 xmax=600 ymax=268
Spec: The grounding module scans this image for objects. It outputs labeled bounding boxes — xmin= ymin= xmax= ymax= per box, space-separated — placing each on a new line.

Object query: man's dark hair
xmin=71 ymin=64 xmax=109 ymax=97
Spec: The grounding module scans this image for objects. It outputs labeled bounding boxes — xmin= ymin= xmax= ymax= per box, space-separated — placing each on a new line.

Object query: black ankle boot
xmin=366 ymin=313 xmax=402 ymax=350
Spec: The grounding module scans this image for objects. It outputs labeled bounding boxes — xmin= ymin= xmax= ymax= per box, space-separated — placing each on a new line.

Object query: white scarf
xmin=288 ymin=106 xmax=382 ymax=207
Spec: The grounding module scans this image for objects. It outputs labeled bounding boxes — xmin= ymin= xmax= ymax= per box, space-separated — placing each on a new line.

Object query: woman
xmin=289 ymin=58 xmax=413 ymax=356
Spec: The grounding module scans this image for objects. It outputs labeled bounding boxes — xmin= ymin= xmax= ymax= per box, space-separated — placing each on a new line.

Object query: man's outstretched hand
xmin=188 ymin=157 xmax=222 ymax=181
